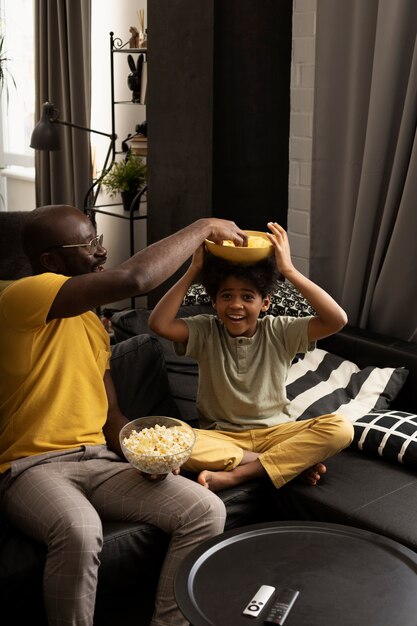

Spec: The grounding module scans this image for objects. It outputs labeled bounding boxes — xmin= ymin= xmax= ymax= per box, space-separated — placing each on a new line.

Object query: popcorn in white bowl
xmin=119 ymin=416 xmax=196 ymax=474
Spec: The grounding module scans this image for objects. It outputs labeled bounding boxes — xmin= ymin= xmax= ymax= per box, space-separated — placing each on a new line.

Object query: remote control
xmin=263 ymin=588 xmax=299 ymax=625
xmin=242 ymin=584 xmax=276 ymax=617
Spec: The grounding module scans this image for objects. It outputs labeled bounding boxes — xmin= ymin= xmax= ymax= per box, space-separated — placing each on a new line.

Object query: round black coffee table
xmin=175 ymin=521 xmax=417 ymax=626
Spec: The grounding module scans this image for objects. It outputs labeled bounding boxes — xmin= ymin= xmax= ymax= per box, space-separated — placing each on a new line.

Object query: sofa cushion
xmin=353 ymin=410 xmax=417 ymax=470
xmin=111 ymin=306 xmax=211 ymax=422
xmin=111 ymin=305 xmax=214 ymax=346
xmin=274 ymin=448 xmax=417 ymax=552
xmin=0 ymin=521 xmax=45 ymax=593
xmin=287 ymin=349 xmax=408 ymax=422
xmin=110 ymin=334 xmax=182 ymax=421
xmin=0 ymin=211 xmax=32 ymax=280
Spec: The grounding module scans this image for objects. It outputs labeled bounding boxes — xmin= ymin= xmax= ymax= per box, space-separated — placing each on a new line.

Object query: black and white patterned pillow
xmin=287 ymin=349 xmax=408 ymax=423
xmin=353 ymin=410 xmax=417 ymax=469
xmin=183 ymin=282 xmax=315 ymax=317
xmin=268 ymin=281 xmax=315 ymax=317
xmin=182 ymin=284 xmax=212 ymax=306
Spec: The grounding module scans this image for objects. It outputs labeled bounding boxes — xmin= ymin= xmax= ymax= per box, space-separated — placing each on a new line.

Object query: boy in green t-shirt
xmin=149 ymin=221 xmax=354 ymax=492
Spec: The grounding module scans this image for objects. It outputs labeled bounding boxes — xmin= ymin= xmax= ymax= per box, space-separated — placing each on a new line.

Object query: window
xmin=0 ymin=0 xmax=35 ymax=169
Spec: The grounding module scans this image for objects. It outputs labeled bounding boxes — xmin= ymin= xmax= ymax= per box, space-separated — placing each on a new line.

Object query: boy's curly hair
xmin=200 ymin=254 xmax=280 ymax=300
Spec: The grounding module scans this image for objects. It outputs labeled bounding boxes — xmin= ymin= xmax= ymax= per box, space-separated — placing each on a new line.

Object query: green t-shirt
xmin=174 ymin=314 xmax=314 ymax=431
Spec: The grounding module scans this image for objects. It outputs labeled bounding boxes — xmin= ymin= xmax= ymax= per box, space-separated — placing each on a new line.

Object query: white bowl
xmin=119 ymin=416 xmax=196 ymax=474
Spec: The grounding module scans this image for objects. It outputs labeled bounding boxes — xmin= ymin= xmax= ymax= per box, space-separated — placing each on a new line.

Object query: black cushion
xmin=353 ymin=410 xmax=417 ymax=470
xmin=111 ymin=306 xmax=213 ymax=422
xmin=0 ymin=211 xmax=32 ymax=280
xmin=274 ymin=448 xmax=417 ymax=552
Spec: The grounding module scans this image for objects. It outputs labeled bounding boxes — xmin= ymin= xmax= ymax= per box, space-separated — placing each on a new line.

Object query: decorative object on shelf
xmin=129 ymin=26 xmax=139 ymax=49
xmin=122 ymin=132 xmax=147 ymax=157
xmin=136 ymin=120 xmax=147 ymax=136
xmin=129 ymin=135 xmax=147 ymax=156
xmin=101 ymin=154 xmax=147 ymax=211
xmin=30 ymin=101 xmax=116 ymax=210
xmin=127 ymin=53 xmax=143 ymax=103
xmin=137 ymin=10 xmax=147 ymax=48
xmin=139 ymin=57 xmax=147 ymax=104
xmin=140 ymin=29 xmax=148 ymax=49
xmin=121 ymin=122 xmax=148 ymax=157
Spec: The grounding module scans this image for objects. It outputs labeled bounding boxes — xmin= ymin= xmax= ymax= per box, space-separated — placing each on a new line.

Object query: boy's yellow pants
xmin=183 ymin=414 xmax=354 ymax=489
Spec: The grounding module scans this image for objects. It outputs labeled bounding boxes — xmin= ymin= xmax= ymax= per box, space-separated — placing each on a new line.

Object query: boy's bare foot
xmin=198 ymin=459 xmax=266 ymax=492
xmin=196 ymin=462 xmax=326 ymax=492
xmin=197 ymin=470 xmax=234 ymax=492
xmin=297 ymin=462 xmax=327 ymax=486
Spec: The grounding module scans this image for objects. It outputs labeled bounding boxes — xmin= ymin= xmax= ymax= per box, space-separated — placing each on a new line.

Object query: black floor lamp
xmin=30 ymin=101 xmax=116 ymax=212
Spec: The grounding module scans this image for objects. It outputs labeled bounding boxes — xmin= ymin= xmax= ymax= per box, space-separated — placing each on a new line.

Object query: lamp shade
xmin=30 ymin=102 xmax=60 ymax=150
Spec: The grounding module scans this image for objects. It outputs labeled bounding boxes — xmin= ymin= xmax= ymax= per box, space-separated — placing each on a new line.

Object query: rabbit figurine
xmin=127 ymin=54 xmax=143 ymax=103
xmin=129 ymin=26 xmax=139 ymax=49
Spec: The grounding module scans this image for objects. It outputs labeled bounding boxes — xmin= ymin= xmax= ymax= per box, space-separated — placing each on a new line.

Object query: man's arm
xmin=102 ymin=370 xmax=128 ymax=458
xmin=48 ymin=218 xmax=247 ymax=319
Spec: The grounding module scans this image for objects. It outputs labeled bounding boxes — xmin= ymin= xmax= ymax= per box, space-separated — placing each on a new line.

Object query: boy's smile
xmin=213 ymin=276 xmax=270 ymax=337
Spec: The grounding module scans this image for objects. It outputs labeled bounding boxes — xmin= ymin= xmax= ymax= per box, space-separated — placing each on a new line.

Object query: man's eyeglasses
xmin=47 ymin=234 xmax=104 ymax=255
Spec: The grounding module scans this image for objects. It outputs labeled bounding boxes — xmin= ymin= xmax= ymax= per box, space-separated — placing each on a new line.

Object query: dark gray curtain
xmin=34 ymin=0 xmax=91 ymax=210
xmin=310 ymin=0 xmax=417 ymax=343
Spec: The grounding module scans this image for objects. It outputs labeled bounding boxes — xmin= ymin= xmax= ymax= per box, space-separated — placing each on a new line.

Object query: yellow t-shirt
xmin=0 ymin=273 xmax=110 ymax=473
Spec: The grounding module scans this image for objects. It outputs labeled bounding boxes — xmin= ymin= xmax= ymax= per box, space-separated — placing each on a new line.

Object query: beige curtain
xmin=310 ymin=0 xmax=417 ymax=343
xmin=34 ymin=0 xmax=91 ymax=210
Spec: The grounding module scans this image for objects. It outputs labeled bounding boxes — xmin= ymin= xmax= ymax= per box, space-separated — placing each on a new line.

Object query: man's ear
xmin=261 ymin=295 xmax=271 ymax=312
xmin=40 ymin=251 xmax=60 ymax=272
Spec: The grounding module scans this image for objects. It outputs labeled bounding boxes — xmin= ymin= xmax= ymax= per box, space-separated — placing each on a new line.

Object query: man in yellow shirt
xmin=0 ymin=204 xmax=247 ymax=626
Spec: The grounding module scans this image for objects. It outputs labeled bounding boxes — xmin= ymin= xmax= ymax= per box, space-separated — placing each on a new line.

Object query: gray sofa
xmin=2 ymin=210 xmax=417 ymax=624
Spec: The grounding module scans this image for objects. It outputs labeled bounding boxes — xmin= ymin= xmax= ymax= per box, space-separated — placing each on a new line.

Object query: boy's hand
xmin=266 ymin=222 xmax=295 ymax=276
xmin=266 ymin=222 xmax=348 ymax=341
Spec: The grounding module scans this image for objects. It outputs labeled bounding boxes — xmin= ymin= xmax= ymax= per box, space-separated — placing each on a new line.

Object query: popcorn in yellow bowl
xmin=205 ymin=230 xmax=273 ymax=264
xmin=119 ymin=416 xmax=195 ymax=474
xmin=222 ymin=235 xmax=271 ymax=248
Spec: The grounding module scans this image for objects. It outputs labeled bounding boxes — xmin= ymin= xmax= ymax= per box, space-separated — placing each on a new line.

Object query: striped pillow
xmin=286 ymin=349 xmax=408 ymax=422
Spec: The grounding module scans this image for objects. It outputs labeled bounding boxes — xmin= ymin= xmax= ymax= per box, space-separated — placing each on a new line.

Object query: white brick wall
xmin=288 ymin=0 xmax=316 ymax=276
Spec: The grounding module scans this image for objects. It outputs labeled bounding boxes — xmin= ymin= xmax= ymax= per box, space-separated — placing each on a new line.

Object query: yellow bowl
xmin=205 ymin=230 xmax=273 ymax=265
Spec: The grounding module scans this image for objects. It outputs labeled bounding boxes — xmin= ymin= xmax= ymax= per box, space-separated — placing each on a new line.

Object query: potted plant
xmin=101 ymin=154 xmax=147 ymax=211
xmin=0 ymin=33 xmax=15 ymax=101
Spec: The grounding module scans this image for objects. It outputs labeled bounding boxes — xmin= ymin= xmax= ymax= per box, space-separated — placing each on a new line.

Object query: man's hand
xmin=203 ymin=218 xmax=248 ymax=247
xmin=138 ymin=467 xmax=181 ymax=481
